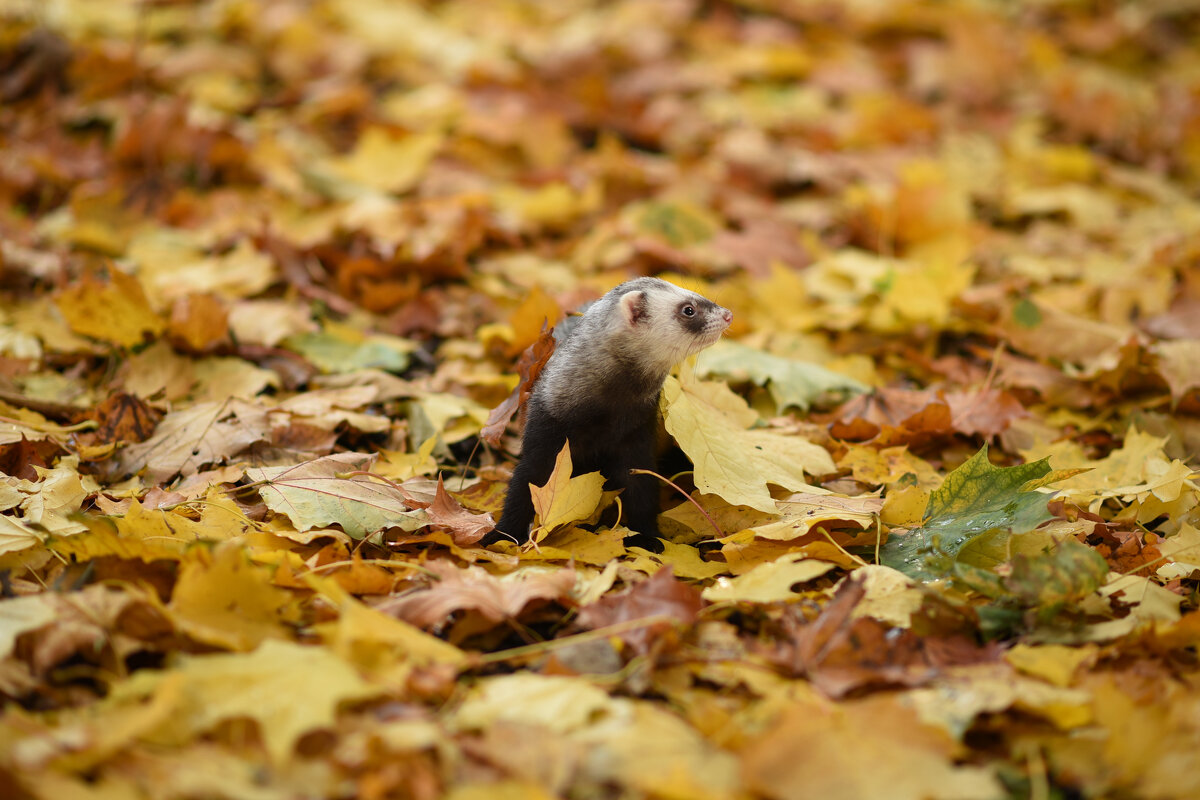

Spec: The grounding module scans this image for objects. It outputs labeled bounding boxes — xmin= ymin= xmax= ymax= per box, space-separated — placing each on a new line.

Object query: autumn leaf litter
xmin=2 ymin=2 xmax=1200 ymax=799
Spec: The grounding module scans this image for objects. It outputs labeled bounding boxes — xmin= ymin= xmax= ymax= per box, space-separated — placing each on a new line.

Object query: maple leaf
xmin=111 ymin=400 xmax=269 ymax=483
xmin=880 ymin=446 xmax=1058 ymax=581
xmin=167 ymin=542 xmax=302 ymax=651
xmin=744 ymin=693 xmax=1001 ymax=800
xmin=528 ymin=442 xmax=605 ymax=544
xmin=110 ymin=639 xmax=381 ymax=765
xmin=696 ymin=339 xmax=868 ymax=412
xmin=425 ymin=474 xmax=495 ymax=546
xmin=374 ymin=561 xmax=577 ymax=630
xmin=662 ymin=369 xmax=835 ymax=513
xmin=701 ymin=553 xmax=837 ymax=604
xmin=956 ymin=538 xmax=1109 ymax=636
xmin=53 ymin=267 xmax=165 ymax=348
xmin=575 ymin=567 xmax=703 ymax=655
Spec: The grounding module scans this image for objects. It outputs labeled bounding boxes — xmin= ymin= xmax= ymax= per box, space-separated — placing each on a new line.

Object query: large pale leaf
xmin=662 ymin=371 xmax=835 ymax=513
xmin=113 ymin=400 xmax=269 ymax=483
xmin=247 ymin=453 xmax=427 ymax=541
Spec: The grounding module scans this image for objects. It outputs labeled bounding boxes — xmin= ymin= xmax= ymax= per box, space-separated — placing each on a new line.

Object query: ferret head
xmin=535 ymin=277 xmax=733 ymax=413
xmin=604 ymin=277 xmax=732 ymax=379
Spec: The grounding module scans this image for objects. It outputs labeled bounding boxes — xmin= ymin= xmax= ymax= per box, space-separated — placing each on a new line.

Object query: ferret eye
xmin=681 ymin=305 xmax=695 ymax=317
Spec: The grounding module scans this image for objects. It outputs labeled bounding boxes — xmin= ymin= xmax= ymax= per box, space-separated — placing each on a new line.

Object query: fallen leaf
xmin=662 ymin=370 xmax=835 ymax=514
xmin=247 ymin=453 xmax=427 ymax=541
xmin=743 ymin=693 xmax=1001 ymax=800
xmin=528 ymin=442 xmax=605 ymax=544
xmin=109 ymin=639 xmax=381 ymax=764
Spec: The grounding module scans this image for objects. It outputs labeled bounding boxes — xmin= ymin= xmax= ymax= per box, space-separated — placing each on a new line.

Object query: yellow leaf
xmin=881 ymin=484 xmax=930 ymax=527
xmin=844 ymin=565 xmax=923 ymax=629
xmin=652 ymin=540 xmax=730 ymax=580
xmin=662 ymin=371 xmax=834 ymax=513
xmin=446 ymin=783 xmax=559 ymax=800
xmin=48 ymin=496 xmax=245 ymax=563
xmin=1034 ymin=428 xmax=1199 ymax=513
xmin=528 ymin=442 xmax=605 ymax=544
xmin=167 ymin=543 xmax=301 ymax=651
xmin=143 ymin=239 xmax=277 ymax=307
xmin=0 ymin=595 xmax=58 ymax=659
xmin=869 ymin=258 xmax=976 ymax=332
xmin=1005 ymin=643 xmax=1096 ymax=687
xmin=744 ymin=694 xmax=1000 ymax=800
xmin=748 ymin=493 xmax=881 ymax=541
xmin=1078 ymin=574 xmax=1182 ymax=642
xmin=904 ymin=664 xmax=1093 ymax=735
xmin=701 ymin=553 xmax=836 ymax=604
xmin=839 ymin=444 xmax=942 ymax=489
xmin=454 ymin=673 xmax=612 ymax=734
xmin=0 ymin=403 xmax=73 ymax=449
xmin=491 ymin=180 xmax=602 ymax=229
xmin=54 ymin=268 xmax=165 ymax=348
xmin=508 ymin=285 xmax=563 ymax=355
xmin=320 ymin=127 xmax=442 ymax=196
xmin=573 ymin=700 xmax=742 ymax=800
xmin=376 ymin=435 xmax=440 ymax=481
xmin=312 ymin=577 xmax=466 ymax=681
xmin=529 ymin=526 xmax=626 ymax=565
xmin=1157 ymin=522 xmax=1200 ymax=580
xmin=110 ymin=639 xmax=380 ymax=764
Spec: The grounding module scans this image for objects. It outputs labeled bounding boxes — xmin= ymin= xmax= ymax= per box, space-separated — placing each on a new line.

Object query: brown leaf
xmin=0 ymin=437 xmax=63 ymax=481
xmin=744 ymin=694 xmax=1000 ymax=800
xmin=480 ymin=325 xmax=555 ymax=447
xmin=426 ymin=475 xmax=495 ymax=546
xmin=767 ymin=578 xmax=1000 ymax=698
xmin=942 ymin=387 xmax=1027 ymax=439
xmin=167 ymin=293 xmax=230 ymax=354
xmin=829 ymin=388 xmax=954 ymax=448
xmin=84 ymin=391 xmax=162 ymax=446
xmin=374 ymin=561 xmax=576 ymax=630
xmin=575 ymin=567 xmax=703 ymax=655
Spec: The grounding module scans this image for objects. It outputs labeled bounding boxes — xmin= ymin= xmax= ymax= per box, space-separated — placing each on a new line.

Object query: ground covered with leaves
xmin=2 ymin=1 xmax=1200 ymax=798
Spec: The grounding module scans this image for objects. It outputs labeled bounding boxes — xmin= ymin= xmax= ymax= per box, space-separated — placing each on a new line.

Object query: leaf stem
xmin=629 ymin=468 xmax=723 ymax=539
xmin=303 ymin=558 xmax=443 ymax=580
xmin=815 ymin=525 xmax=870 ymax=568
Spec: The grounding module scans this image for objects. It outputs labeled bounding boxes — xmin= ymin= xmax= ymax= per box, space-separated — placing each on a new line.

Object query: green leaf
xmin=1012 ymin=298 xmax=1042 ymax=329
xmin=282 ymin=330 xmax=413 ymax=374
xmin=630 ymin=200 xmax=719 ymax=247
xmin=695 ymin=340 xmax=869 ymax=412
xmin=956 ymin=538 xmax=1109 ymax=638
xmin=880 ymin=446 xmax=1054 ymax=581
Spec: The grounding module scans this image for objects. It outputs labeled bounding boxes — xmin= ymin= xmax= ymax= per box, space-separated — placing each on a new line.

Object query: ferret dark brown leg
xmin=621 ymin=471 xmax=663 ymax=552
xmin=487 ymin=404 xmax=565 ymax=545
xmin=613 ymin=422 xmax=664 ymax=552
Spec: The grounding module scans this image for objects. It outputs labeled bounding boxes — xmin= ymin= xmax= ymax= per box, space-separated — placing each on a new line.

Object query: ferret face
xmin=533 ymin=277 xmax=732 ymax=414
xmin=616 ymin=278 xmax=732 ymax=376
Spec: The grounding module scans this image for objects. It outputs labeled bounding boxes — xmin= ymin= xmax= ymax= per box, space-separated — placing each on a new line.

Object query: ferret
xmin=487 ymin=277 xmax=732 ymax=550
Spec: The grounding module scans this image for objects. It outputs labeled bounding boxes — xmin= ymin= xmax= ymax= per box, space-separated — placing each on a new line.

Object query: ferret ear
xmin=619 ymin=290 xmax=648 ymax=326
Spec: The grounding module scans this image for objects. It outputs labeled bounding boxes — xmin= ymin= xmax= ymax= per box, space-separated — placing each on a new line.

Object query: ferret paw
xmin=622 ymin=532 xmax=664 ymax=553
xmin=478 ymin=528 xmax=521 ymax=548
